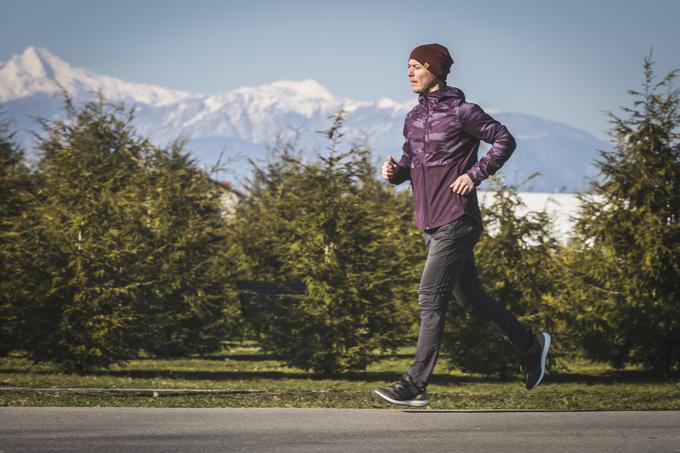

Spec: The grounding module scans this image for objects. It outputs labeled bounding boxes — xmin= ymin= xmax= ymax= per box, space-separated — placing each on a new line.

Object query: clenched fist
xmin=382 ymin=154 xmax=398 ymax=181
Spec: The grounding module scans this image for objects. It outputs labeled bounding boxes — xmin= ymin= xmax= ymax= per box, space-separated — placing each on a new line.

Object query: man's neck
xmin=424 ymin=81 xmax=446 ymax=94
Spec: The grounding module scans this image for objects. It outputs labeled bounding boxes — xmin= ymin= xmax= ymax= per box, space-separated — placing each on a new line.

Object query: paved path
xmin=1 ymin=408 xmax=679 ymax=452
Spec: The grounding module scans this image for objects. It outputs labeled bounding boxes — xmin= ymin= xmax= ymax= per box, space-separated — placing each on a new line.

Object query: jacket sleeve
xmin=459 ymin=102 xmax=517 ymax=186
xmin=388 ymin=120 xmax=412 ymax=185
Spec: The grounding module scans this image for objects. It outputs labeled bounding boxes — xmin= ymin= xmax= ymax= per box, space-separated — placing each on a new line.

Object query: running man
xmin=372 ymin=43 xmax=551 ymax=407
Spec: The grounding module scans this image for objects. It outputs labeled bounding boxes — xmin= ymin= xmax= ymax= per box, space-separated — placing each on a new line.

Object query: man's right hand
xmin=381 ymin=155 xmax=399 ymax=181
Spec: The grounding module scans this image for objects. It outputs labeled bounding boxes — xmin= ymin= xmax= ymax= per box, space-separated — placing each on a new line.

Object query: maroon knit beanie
xmin=409 ymin=43 xmax=454 ymax=82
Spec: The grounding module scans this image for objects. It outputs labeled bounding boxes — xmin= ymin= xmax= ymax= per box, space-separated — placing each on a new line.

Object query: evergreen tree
xmin=570 ymin=53 xmax=680 ymax=375
xmin=8 ymin=93 xmax=233 ymax=372
xmin=0 ymin=115 xmax=35 ymax=355
xmin=138 ymin=140 xmax=232 ymax=356
xmin=17 ymin=95 xmax=154 ymax=372
xmin=230 ymin=109 xmax=422 ymax=373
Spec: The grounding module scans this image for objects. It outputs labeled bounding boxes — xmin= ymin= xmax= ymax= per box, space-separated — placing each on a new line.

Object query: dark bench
xmin=236 ymin=280 xmax=307 ymax=325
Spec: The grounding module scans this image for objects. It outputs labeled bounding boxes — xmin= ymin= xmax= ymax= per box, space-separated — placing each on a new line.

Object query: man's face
xmin=408 ymin=59 xmax=439 ymax=94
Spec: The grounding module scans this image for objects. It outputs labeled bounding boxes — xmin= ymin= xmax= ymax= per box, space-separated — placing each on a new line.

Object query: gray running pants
xmin=407 ymin=214 xmax=533 ymax=388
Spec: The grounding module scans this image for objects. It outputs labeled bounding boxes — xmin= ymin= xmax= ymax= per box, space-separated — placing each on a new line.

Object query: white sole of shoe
xmin=529 ymin=332 xmax=551 ymax=390
xmin=372 ymin=388 xmax=429 ymax=407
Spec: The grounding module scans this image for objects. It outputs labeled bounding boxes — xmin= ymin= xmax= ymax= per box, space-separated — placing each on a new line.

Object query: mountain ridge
xmin=0 ymin=47 xmax=609 ymax=192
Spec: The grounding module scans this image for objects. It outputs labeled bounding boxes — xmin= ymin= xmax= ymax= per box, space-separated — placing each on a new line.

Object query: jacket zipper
xmin=423 ymin=100 xmax=431 ymax=228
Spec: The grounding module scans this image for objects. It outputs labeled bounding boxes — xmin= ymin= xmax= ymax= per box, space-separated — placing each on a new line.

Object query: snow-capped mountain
xmin=0 ymin=47 xmax=192 ymax=106
xmin=0 ymin=47 xmax=609 ymax=192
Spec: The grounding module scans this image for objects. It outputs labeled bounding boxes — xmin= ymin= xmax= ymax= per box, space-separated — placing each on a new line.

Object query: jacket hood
xmin=417 ymin=85 xmax=465 ymax=105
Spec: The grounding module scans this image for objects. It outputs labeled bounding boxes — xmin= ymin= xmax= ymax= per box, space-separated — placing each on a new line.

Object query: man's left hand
xmin=450 ymin=173 xmax=475 ymax=195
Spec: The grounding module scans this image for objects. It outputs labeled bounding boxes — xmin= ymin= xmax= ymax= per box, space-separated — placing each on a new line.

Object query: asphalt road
xmin=2 ymin=408 xmax=679 ymax=452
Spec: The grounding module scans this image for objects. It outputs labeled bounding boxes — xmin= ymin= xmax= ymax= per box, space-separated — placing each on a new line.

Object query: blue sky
xmin=1 ymin=0 xmax=679 ymax=140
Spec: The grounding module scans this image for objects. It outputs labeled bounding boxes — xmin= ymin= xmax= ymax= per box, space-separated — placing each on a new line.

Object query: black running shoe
xmin=372 ymin=374 xmax=429 ymax=407
xmin=522 ymin=331 xmax=551 ymax=390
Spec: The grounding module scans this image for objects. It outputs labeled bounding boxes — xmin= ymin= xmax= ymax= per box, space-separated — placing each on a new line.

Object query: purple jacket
xmin=388 ymin=85 xmax=516 ymax=231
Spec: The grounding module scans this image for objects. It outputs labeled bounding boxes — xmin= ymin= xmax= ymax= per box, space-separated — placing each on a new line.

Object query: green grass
xmin=1 ymin=344 xmax=679 ymax=409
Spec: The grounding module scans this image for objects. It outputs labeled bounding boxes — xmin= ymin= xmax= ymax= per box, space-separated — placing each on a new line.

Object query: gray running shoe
xmin=372 ymin=374 xmax=429 ymax=407
xmin=522 ymin=332 xmax=551 ymax=390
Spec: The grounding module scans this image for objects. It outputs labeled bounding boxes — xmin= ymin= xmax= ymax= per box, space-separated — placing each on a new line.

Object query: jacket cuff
xmin=389 ymin=165 xmax=410 ymax=185
xmin=466 ymin=169 xmax=482 ymax=187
